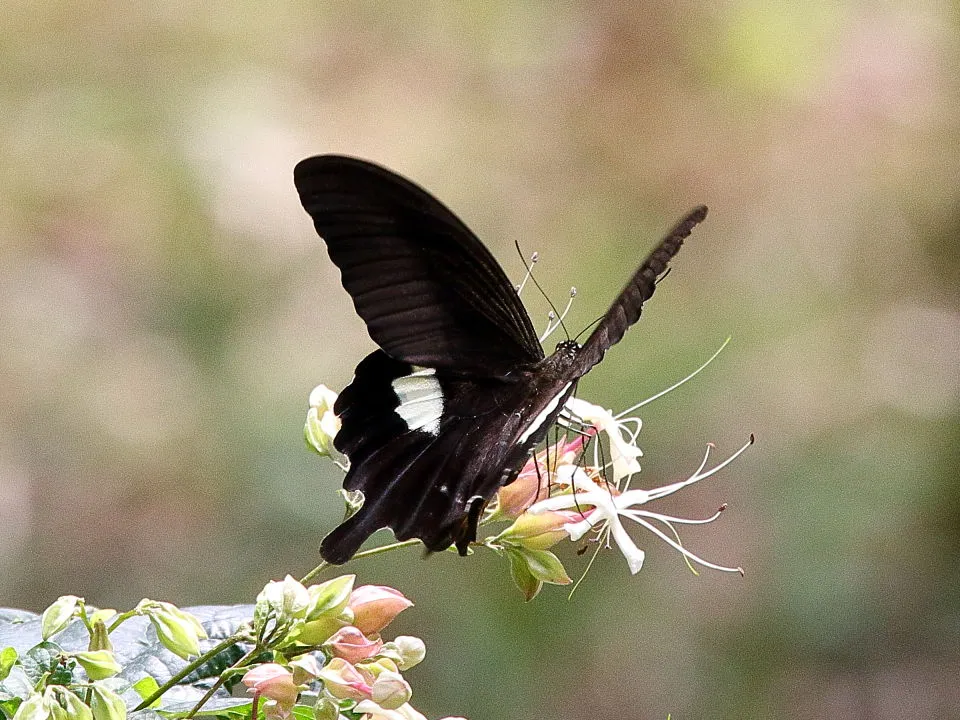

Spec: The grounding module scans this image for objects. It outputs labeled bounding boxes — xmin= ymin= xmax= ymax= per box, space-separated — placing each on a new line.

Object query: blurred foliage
xmin=2 ymin=2 xmax=958 ymax=719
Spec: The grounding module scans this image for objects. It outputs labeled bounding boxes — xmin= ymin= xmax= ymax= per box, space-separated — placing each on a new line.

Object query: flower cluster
xmin=486 ymin=397 xmax=751 ymax=598
xmin=246 ymin=575 xmax=449 ymax=720
xmin=4 ymin=580 xmax=462 ymax=720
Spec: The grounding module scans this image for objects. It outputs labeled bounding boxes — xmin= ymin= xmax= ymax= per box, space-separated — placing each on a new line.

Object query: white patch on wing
xmin=391 ymin=367 xmax=444 ymax=435
xmin=519 ymin=382 xmax=572 ymax=445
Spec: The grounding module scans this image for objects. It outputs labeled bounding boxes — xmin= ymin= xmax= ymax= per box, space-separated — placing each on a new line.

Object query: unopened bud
xmin=89 ymin=686 xmax=126 ymax=720
xmin=347 ymin=586 xmax=412 ymax=634
xmin=136 ymin=600 xmax=207 ymax=660
xmin=379 ymin=636 xmax=425 ymax=671
xmin=73 ymin=650 xmax=121 ymax=680
xmin=369 ymin=671 xmax=411 ymax=710
xmin=41 ymin=596 xmax=81 ymax=640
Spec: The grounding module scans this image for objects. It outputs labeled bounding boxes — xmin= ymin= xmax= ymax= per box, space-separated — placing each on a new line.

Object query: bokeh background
xmin=2 ymin=2 xmax=958 ymax=718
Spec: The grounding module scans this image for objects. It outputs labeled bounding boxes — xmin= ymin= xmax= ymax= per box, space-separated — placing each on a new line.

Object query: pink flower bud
xmin=352 ymin=701 xmax=427 ymax=720
xmin=317 ymin=658 xmax=374 ymax=701
xmin=495 ymin=467 xmax=550 ymax=519
xmin=348 ymin=586 xmax=413 ymax=634
xmin=242 ymin=663 xmax=299 ymax=714
xmin=324 ymin=626 xmax=383 ymax=664
xmin=496 ymin=436 xmax=587 ymax=518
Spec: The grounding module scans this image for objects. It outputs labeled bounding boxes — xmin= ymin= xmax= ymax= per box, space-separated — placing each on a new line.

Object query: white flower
xmin=530 ymin=436 xmax=753 ymax=575
xmin=256 ymin=575 xmax=310 ymax=621
xmin=563 ymin=397 xmax=642 ymax=481
xmin=305 ymin=384 xmax=344 ymax=462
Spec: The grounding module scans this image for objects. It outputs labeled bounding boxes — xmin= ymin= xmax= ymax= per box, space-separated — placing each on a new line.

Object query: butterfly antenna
xmin=573 ymin=314 xmax=604 ymax=344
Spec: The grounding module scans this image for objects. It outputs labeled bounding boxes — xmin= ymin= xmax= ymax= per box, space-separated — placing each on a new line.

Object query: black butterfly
xmin=294 ymin=155 xmax=707 ymax=564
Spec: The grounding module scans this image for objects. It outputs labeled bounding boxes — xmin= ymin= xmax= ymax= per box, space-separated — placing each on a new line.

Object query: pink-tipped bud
xmin=496 ymin=436 xmax=588 ymax=518
xmin=324 ymin=626 xmax=383 ymax=664
xmin=348 ymin=586 xmax=413 ymax=634
xmin=242 ymin=663 xmax=299 ymax=714
xmin=318 ymin=658 xmax=374 ymax=701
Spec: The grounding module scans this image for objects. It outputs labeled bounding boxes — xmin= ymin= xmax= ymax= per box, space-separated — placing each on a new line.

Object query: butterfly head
xmin=555 ymin=339 xmax=580 ymax=357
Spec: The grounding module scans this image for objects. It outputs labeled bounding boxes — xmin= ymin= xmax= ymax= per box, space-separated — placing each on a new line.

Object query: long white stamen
xmin=538 ymin=287 xmax=577 ymax=342
xmin=540 ymin=310 xmax=556 ymax=339
xmin=616 ymin=337 xmax=731 ymax=419
xmin=516 ymin=251 xmax=539 ymax=296
xmin=643 ymin=435 xmax=754 ymax=502
xmin=623 ymin=506 xmax=726 ymax=526
xmin=629 ymin=514 xmax=743 ymax=574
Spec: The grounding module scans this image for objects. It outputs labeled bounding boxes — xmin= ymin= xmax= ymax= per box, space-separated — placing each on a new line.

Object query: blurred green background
xmin=2 ymin=2 xmax=958 ymax=718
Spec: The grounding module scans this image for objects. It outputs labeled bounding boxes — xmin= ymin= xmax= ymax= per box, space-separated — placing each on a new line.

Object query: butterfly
xmin=294 ymin=155 xmax=707 ymax=564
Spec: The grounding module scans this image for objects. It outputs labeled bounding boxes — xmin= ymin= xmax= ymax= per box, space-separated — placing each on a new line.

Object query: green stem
xmin=133 ymin=632 xmax=249 ymax=711
xmin=106 ymin=610 xmax=138 ymax=634
xmin=183 ymin=645 xmax=263 ymax=719
xmin=299 ymin=539 xmax=421 ymax=584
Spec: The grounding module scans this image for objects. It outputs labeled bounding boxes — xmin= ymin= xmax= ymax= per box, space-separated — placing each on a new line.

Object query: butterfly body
xmin=294 ymin=155 xmax=707 ymax=564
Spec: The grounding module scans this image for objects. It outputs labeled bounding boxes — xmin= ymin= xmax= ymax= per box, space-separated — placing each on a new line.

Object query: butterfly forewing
xmin=573 ymin=205 xmax=708 ymax=375
xmin=294 ymin=155 xmax=544 ymax=375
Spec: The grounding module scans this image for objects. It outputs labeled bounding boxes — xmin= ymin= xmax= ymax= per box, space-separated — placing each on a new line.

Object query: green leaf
xmin=290 ymin=705 xmax=316 ymax=720
xmin=0 ymin=649 xmax=17 ymax=682
xmin=40 ymin=597 xmax=80 ymax=641
xmin=72 ymin=651 xmax=120 ymax=681
xmin=20 ymin=643 xmax=71 ymax=687
xmin=7 ymin=693 xmax=43 ymax=720
xmin=89 ymin=686 xmax=126 ymax=720
xmin=304 ymin=576 xmax=355 ymax=621
xmin=130 ymin=678 xmax=160 ymax=706
xmin=0 ymin=698 xmax=23 ymax=720
xmin=60 ymin=688 xmax=93 ymax=720
xmin=505 ymin=549 xmax=543 ymax=602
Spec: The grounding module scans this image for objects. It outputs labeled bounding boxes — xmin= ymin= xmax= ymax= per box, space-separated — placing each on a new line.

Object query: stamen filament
xmin=622 ymin=507 xmax=726 ymax=525
xmin=644 ymin=435 xmax=754 ymax=502
xmin=539 ymin=288 xmax=577 ymax=342
xmin=630 ymin=514 xmax=742 ymax=574
xmin=616 ymin=337 xmax=731 ymax=418
xmin=516 ymin=251 xmax=538 ymax=295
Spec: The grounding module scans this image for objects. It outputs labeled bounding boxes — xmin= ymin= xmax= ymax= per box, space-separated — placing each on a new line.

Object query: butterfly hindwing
xmin=324 ymin=354 xmax=536 ymax=563
xmin=294 ymin=155 xmax=544 ymax=375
